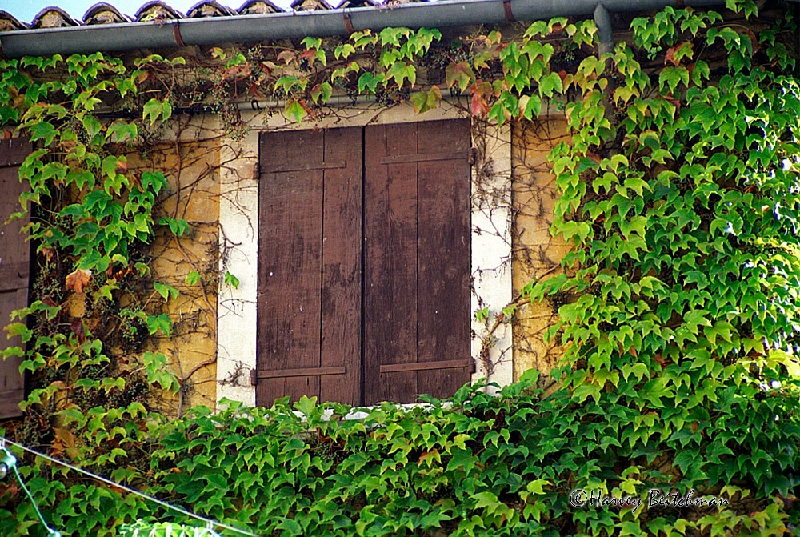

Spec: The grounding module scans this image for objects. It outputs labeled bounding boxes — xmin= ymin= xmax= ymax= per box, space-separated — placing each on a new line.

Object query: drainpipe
xmin=0 ymin=0 xmax=726 ymax=59
xmin=594 ymin=3 xmax=614 ymax=57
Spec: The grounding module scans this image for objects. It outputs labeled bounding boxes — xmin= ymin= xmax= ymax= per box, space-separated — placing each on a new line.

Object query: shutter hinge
xmin=250 ymin=369 xmax=258 ymax=387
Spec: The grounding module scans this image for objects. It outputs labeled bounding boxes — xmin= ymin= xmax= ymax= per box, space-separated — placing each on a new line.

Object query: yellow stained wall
xmin=512 ymin=117 xmax=570 ymax=380
xmin=135 ymin=138 xmax=220 ymax=413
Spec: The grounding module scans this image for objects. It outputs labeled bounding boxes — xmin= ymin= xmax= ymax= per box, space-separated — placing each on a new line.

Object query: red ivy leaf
xmin=70 ymin=319 xmax=86 ymax=343
xmin=66 ymin=269 xmax=91 ymax=294
xmin=277 ymin=50 xmax=296 ymax=64
xmin=300 ymin=49 xmax=317 ymax=60
xmin=665 ymin=45 xmax=679 ymax=67
xmin=224 ymin=63 xmax=251 ymax=82
xmin=41 ymin=247 xmax=55 ymax=262
xmin=665 ymin=41 xmax=693 ymax=67
xmin=469 ymin=81 xmax=492 ymax=117
xmin=418 ymin=449 xmax=439 ymax=466
xmin=471 ymin=92 xmax=490 ymax=117
xmin=445 ymin=61 xmax=475 ymax=91
xmin=663 ymin=94 xmax=682 ymax=111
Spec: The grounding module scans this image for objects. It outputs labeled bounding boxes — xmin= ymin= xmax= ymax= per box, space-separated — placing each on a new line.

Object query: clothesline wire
xmin=7 ymin=454 xmax=61 ymax=536
xmin=0 ymin=437 xmax=260 ymax=537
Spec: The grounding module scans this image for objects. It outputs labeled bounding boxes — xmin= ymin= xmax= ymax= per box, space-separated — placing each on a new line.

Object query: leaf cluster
xmin=0 ymin=51 xmax=187 ymax=502
xmin=3 ymin=369 xmax=797 ymax=536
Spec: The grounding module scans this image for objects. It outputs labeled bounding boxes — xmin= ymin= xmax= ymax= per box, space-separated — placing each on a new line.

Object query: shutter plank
xmin=258 ymin=130 xmax=324 ymax=405
xmin=380 ymin=359 xmax=471 ymax=373
xmin=0 ymin=166 xmax=30 ymax=289
xmin=319 ymin=127 xmax=362 ymax=405
xmin=364 ymin=123 xmax=419 ymax=404
xmin=0 ymin=288 xmax=26 ymax=419
xmin=0 ymin=138 xmax=30 ymax=168
xmin=0 ymin=138 xmax=31 ymax=419
xmin=252 ymin=366 xmax=346 ymax=380
xmin=416 ymin=119 xmax=472 ymax=398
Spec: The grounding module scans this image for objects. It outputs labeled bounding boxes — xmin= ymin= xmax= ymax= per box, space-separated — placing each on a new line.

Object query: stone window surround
xmin=216 ymin=102 xmax=512 ymax=407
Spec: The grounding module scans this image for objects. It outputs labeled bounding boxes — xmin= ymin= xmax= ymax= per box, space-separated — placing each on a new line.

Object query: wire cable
xmin=0 ymin=442 xmax=61 ymax=537
xmin=0 ymin=437 xmax=259 ymax=537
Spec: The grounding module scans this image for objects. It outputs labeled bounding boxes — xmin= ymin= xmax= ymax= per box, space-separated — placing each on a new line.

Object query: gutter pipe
xmin=0 ymin=0 xmax=726 ymax=59
xmin=593 ymin=3 xmax=613 ymax=56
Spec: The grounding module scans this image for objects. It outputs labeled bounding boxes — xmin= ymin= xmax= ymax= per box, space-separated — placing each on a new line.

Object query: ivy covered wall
xmin=2 ymin=1 xmax=800 ymax=534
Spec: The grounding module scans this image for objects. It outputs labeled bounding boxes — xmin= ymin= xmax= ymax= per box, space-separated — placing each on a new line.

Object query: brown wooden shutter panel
xmin=0 ymin=138 xmax=31 ymax=419
xmin=256 ymin=127 xmax=362 ymax=407
xmin=256 ymin=120 xmax=472 ymax=407
xmin=363 ymin=119 xmax=472 ymax=405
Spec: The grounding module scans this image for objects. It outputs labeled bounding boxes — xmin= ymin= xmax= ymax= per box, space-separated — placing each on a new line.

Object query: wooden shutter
xmin=0 ymin=138 xmax=31 ymax=419
xmin=363 ymin=119 xmax=472 ymax=405
xmin=256 ymin=127 xmax=362 ymax=406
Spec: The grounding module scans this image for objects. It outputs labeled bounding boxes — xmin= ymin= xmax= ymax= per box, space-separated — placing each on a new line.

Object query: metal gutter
xmin=0 ymin=0 xmax=727 ymax=59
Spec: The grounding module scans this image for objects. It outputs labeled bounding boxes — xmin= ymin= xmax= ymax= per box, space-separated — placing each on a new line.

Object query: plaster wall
xmin=136 ymin=107 xmax=567 ymax=409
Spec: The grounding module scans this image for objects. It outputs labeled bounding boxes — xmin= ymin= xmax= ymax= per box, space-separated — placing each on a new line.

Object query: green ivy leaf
xmin=146 ymin=314 xmax=172 ymax=337
xmin=224 ymin=271 xmax=240 ymax=289
xmin=29 ymin=121 xmax=57 ymax=145
xmin=357 ymin=72 xmax=381 ymax=94
xmin=158 ymin=217 xmax=190 ymax=236
xmin=310 ymin=81 xmax=332 ymax=104
xmin=294 ymin=395 xmax=317 ymax=417
xmin=185 ymin=271 xmax=201 ymax=286
xmin=275 ymin=518 xmax=302 ymax=536
xmin=446 ymin=62 xmax=475 ymax=91
xmin=142 ymin=97 xmax=172 ymax=125
xmin=284 ymin=99 xmax=307 ymax=124
xmin=154 ymin=282 xmax=179 ymax=301
xmin=141 ymin=171 xmax=167 ymax=195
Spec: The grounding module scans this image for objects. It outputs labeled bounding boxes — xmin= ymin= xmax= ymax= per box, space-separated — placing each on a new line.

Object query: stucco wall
xmin=216 ymin=102 xmax=515 ymax=407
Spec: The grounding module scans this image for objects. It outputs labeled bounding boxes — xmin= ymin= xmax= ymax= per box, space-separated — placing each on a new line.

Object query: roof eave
xmin=0 ymin=0 xmax=727 ymax=59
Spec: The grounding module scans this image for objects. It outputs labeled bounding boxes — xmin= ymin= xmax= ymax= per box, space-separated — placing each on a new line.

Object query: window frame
xmin=216 ymin=103 xmax=513 ymax=407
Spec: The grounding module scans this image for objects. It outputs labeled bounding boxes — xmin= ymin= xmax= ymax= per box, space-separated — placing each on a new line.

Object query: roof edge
xmin=0 ymin=0 xmax=727 ymax=58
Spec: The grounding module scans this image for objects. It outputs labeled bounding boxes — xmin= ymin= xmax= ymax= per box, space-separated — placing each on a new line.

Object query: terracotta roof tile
xmin=290 ymin=0 xmax=333 ymax=11
xmin=83 ymin=2 xmax=131 ymax=24
xmin=187 ymin=1 xmax=236 ymax=17
xmin=238 ymin=0 xmax=284 ymax=14
xmin=134 ymin=1 xmax=184 ymax=22
xmin=0 ymin=11 xmax=27 ymax=31
xmin=336 ymin=0 xmax=378 ymax=8
xmin=32 ymin=6 xmax=80 ymax=28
